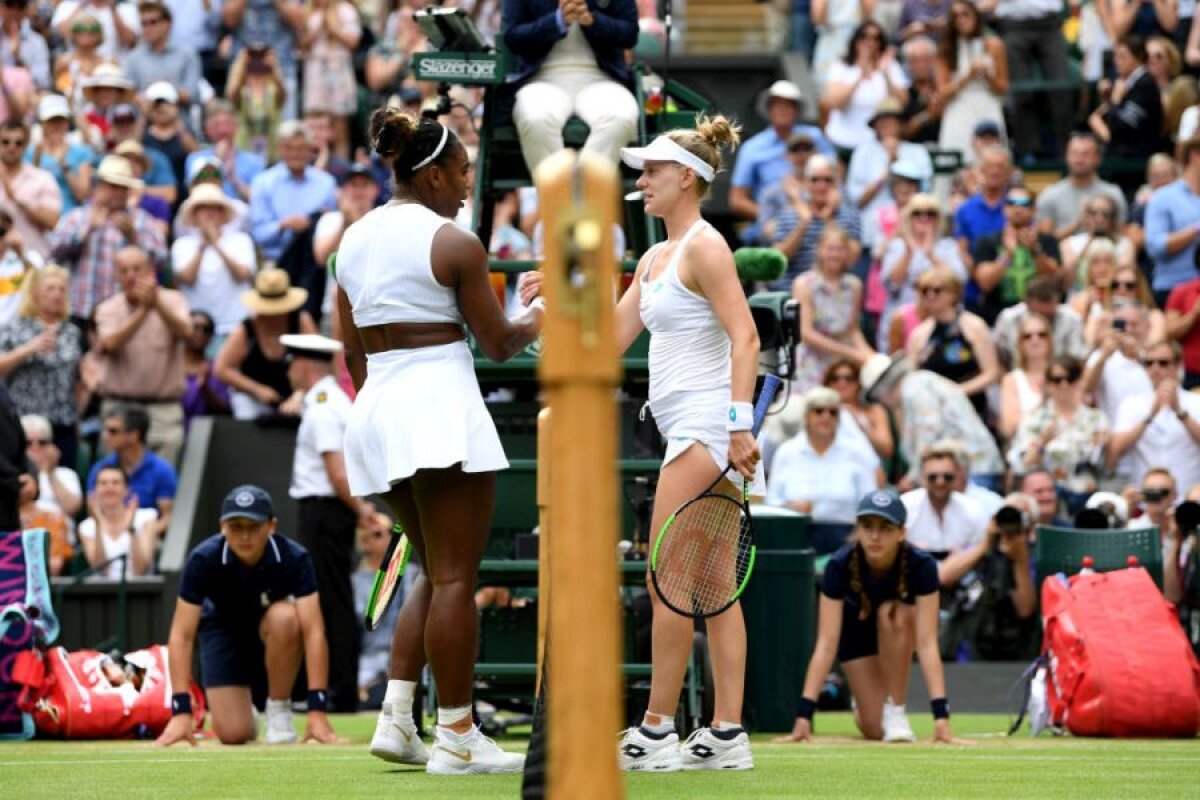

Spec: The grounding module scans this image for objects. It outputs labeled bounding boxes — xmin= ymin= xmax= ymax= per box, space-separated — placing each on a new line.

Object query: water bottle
xmin=1079 ymin=556 xmax=1095 ymax=575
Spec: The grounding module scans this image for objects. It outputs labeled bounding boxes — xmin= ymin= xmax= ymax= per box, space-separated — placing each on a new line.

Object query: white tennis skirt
xmin=650 ymin=388 xmax=766 ymax=496
xmin=344 ymin=340 xmax=509 ymax=496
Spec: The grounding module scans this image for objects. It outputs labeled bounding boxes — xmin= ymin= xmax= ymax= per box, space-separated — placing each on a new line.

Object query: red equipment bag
xmin=11 ymin=644 xmax=205 ymax=739
xmin=1042 ymin=567 xmax=1200 ymax=737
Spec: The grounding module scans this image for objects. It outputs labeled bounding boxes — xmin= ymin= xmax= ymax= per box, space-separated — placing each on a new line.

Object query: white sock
xmin=712 ymin=720 xmax=742 ymax=731
xmin=382 ymin=679 xmax=417 ymax=723
xmin=436 ymin=704 xmax=473 ymax=741
xmin=641 ymin=716 xmax=675 ymax=736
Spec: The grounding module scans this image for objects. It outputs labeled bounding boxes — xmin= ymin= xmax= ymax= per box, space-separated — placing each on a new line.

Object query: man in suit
xmin=502 ymin=0 xmax=640 ymax=174
xmin=1089 ymin=36 xmax=1164 ymax=162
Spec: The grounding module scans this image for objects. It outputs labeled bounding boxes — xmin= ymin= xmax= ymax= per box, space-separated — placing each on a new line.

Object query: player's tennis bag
xmin=1041 ymin=567 xmax=1200 ymax=737
xmin=10 ymin=644 xmax=205 ymax=738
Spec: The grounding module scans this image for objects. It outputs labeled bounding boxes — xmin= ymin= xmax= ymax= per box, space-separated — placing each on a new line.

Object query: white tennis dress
xmin=639 ymin=219 xmax=765 ymax=494
xmin=335 ymin=202 xmax=508 ymax=496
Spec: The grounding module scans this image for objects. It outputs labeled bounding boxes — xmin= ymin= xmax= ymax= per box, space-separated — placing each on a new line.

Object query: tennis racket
xmin=650 ymin=374 xmax=782 ymax=619
xmin=364 ymin=523 xmax=412 ymax=631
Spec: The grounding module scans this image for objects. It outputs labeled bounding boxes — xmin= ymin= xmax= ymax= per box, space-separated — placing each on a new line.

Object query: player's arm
xmin=156 ymin=599 xmax=202 ymax=747
xmin=614 ymin=249 xmax=650 ymax=355
xmin=295 ymin=592 xmax=338 ymax=743
xmin=914 ymin=590 xmax=954 ymax=743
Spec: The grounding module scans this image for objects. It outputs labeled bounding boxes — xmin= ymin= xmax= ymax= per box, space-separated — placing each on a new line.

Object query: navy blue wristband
xmin=930 ymin=697 xmax=950 ymax=720
xmin=307 ymin=689 xmax=328 ymax=712
xmin=171 ymin=692 xmax=192 ymax=716
xmin=795 ymin=696 xmax=816 ymax=721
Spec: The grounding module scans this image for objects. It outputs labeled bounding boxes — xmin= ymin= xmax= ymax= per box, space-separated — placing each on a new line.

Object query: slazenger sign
xmin=414 ymin=57 xmax=500 ymax=83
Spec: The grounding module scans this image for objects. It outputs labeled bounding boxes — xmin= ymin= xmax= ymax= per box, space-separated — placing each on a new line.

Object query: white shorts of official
xmin=343 ymin=340 xmax=509 ymax=497
xmin=649 ymin=388 xmax=766 ymax=497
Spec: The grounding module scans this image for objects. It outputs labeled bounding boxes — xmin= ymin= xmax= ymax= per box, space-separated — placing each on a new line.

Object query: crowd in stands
xmin=2 ymin=0 xmax=1199 ymax=692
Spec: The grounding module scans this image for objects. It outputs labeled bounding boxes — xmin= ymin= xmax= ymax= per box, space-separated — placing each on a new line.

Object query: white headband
xmin=411 ymin=124 xmax=449 ymax=171
xmin=620 ymin=135 xmax=716 ymax=183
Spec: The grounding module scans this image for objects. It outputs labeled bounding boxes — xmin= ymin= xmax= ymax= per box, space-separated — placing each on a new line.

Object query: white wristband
xmin=726 ymin=401 xmax=754 ymax=432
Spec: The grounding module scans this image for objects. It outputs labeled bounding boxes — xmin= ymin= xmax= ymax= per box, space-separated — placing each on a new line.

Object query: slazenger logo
xmin=418 ymin=59 xmax=497 ymax=80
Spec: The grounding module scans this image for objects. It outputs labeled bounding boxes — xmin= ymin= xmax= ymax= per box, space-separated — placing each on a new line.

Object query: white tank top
xmin=638 ymin=219 xmax=731 ymax=404
xmin=334 ymin=203 xmax=464 ymax=327
xmin=1013 ymin=369 xmax=1042 ymax=415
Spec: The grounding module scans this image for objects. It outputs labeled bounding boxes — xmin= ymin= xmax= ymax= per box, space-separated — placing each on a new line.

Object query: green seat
xmin=1034 ymin=525 xmax=1163 ymax=589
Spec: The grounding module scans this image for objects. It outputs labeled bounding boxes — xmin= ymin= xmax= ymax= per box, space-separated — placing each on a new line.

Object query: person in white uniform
xmin=282 ymin=332 xmax=364 ymax=714
xmin=334 ymin=107 xmax=542 ymax=775
xmin=579 ymin=117 xmax=763 ymax=771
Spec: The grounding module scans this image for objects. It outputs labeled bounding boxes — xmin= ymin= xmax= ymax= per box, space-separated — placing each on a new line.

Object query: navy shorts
xmin=198 ymin=617 xmax=266 ymax=691
xmin=837 ymin=608 xmax=879 ymax=663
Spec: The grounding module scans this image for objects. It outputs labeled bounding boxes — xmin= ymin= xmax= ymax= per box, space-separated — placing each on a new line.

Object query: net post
xmin=535 ymin=407 xmax=551 ymax=696
xmin=536 ymin=149 xmax=624 ymax=799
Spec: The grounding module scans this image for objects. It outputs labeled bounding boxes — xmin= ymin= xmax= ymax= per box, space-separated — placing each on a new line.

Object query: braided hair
xmin=369 ymin=106 xmax=458 ymax=183
xmin=847 ymin=540 xmax=912 ymax=621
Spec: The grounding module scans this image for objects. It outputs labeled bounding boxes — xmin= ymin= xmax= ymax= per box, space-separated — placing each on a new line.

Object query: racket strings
xmin=656 ymin=495 xmax=753 ymax=615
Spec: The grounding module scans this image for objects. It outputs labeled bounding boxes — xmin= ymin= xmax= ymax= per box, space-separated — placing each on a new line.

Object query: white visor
xmin=620 ymin=136 xmax=715 ymax=183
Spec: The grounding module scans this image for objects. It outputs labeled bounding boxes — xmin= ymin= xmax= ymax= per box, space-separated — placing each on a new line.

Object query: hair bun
xmin=695 ymin=114 xmax=742 ymax=153
xmin=369 ymin=106 xmax=419 ymax=161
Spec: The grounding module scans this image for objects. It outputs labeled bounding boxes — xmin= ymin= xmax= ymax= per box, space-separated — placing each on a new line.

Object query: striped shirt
xmin=766 ymin=200 xmax=862 ymax=290
xmin=48 ymin=204 xmax=168 ymax=319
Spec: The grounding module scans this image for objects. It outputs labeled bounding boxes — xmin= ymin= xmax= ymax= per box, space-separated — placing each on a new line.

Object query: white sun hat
xmin=620 ymin=135 xmax=715 ymax=182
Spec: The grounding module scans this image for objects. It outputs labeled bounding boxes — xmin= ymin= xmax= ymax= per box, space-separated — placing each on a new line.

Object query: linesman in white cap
xmin=282 ymin=332 xmax=365 ymax=713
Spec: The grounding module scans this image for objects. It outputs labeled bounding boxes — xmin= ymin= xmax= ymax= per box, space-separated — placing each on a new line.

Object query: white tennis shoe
xmin=882 ymin=698 xmax=916 ymax=743
xmin=426 ymin=725 xmax=525 ymax=775
xmin=369 ymin=704 xmax=430 ymax=765
xmin=679 ymin=727 xmax=754 ymax=771
xmin=618 ymin=726 xmax=682 ymax=772
xmin=264 ymin=698 xmax=297 ymax=744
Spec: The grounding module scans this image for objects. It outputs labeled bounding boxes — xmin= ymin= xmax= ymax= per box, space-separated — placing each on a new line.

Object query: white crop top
xmin=638 ymin=219 xmax=731 ymax=404
xmin=334 ymin=202 xmax=464 ymax=327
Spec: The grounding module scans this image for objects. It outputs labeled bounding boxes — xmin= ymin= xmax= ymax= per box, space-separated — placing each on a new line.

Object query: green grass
xmin=1 ymin=713 xmax=1197 ymax=799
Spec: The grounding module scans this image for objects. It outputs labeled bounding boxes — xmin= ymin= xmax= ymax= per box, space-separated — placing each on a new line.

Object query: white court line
xmin=0 ymin=754 xmax=374 ymax=767
xmin=750 ymin=751 xmax=1199 ymax=764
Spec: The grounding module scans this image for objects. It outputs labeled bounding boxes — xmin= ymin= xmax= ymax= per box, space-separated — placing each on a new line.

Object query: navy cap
xmin=220 ymin=485 xmax=275 ymax=522
xmin=340 ymin=163 xmax=375 ymax=186
xmin=856 ymin=490 xmax=907 ymax=527
xmin=973 ymin=120 xmax=1002 ymax=138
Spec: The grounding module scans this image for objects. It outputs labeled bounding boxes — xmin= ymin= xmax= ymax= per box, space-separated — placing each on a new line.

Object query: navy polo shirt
xmin=821 ymin=542 xmax=939 ymax=612
xmin=87 ymin=450 xmax=177 ymax=509
xmin=178 ymin=534 xmax=318 ymax=625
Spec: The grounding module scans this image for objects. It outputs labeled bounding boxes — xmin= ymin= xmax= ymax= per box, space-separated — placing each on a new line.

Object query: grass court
xmin=2 ymin=712 xmax=1196 ymax=799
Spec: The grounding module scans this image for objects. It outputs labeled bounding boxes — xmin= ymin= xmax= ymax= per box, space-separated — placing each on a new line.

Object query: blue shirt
xmin=249 ymin=163 xmax=338 ymax=260
xmin=166 ymin=0 xmax=225 ymax=52
xmin=953 ymin=193 xmax=1006 ymax=251
xmin=185 ymin=147 xmax=266 ymax=201
xmin=178 ymin=533 xmax=318 ymax=624
xmin=1145 ymin=179 xmax=1200 ymax=293
xmin=229 ymin=0 xmax=302 ymax=68
xmin=730 ymin=124 xmax=837 ymax=201
xmin=25 ymin=142 xmax=95 ymax=212
xmin=86 ymin=450 xmax=178 ymax=509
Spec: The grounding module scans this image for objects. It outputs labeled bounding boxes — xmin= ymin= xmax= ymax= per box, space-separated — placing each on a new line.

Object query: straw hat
xmin=756 ymin=79 xmax=803 ymax=119
xmin=94 ymin=155 xmax=144 ymax=189
xmin=178 ymin=183 xmax=235 ymax=229
xmin=83 ymin=63 xmax=134 ymax=93
xmin=242 ymin=268 xmax=308 ymax=316
xmin=113 ymin=139 xmax=149 ymax=171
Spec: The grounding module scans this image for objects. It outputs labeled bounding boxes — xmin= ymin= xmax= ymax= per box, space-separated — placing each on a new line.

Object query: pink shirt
xmin=94 ymin=288 xmax=190 ymax=401
xmin=0 ymin=162 xmax=62 ymax=258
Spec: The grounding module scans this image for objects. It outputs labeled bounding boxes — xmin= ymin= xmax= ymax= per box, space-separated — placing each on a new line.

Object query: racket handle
xmin=751 ymin=374 xmax=782 ymax=436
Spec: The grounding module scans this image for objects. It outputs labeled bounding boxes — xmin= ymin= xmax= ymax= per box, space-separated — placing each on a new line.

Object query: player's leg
xmin=840 ymin=655 xmax=889 ymax=741
xmin=414 ymin=465 xmax=524 ymax=774
xmin=371 ymin=479 xmax=432 ymax=765
xmin=875 ymin=600 xmax=917 ymax=742
xmin=260 ymin=600 xmax=304 ymax=744
xmin=206 ymin=687 xmax=258 ymax=745
xmin=620 ymin=444 xmax=720 ymax=772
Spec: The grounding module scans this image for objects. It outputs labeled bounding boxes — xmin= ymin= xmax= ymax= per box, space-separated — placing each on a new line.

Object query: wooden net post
xmin=536 ymin=149 xmax=623 ymax=800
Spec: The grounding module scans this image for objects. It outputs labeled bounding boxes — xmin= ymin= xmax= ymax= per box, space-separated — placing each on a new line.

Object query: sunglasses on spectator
xmin=808 ymin=406 xmax=839 ymax=416
xmin=911 ymin=209 xmax=938 ymax=219
xmin=788 ymin=141 xmax=814 ymax=153
xmin=27 ymin=438 xmax=50 ymax=446
xmin=1046 ymin=373 xmax=1074 ymax=385
xmin=141 ymin=16 xmax=166 ymax=26
xmin=1112 ymin=280 xmax=1138 ymax=291
xmin=1142 ymin=488 xmax=1171 ymax=502
xmin=0 ymin=137 xmax=25 ymax=147
xmin=1006 ymin=196 xmax=1033 ymax=207
xmin=828 ymin=372 xmax=857 ymax=384
xmin=925 ymin=472 xmax=955 ymax=483
xmin=1142 ymin=357 xmax=1176 ymax=368
xmin=1022 ymin=330 xmax=1049 ymax=340
xmin=809 ymin=175 xmax=834 ymax=184
xmin=2 ymin=0 xmax=28 ymax=8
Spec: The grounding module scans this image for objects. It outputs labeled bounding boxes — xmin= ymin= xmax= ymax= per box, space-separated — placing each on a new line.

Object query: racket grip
xmin=751 ymin=374 xmax=782 ymax=436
